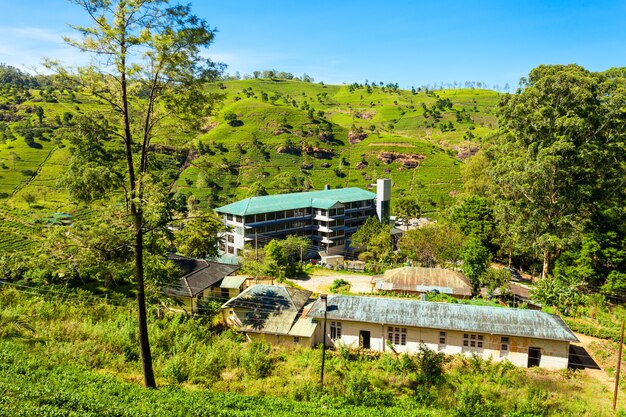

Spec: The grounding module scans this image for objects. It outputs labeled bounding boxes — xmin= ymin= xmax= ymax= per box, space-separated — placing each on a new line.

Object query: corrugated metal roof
xmin=307 ymin=295 xmax=578 ymax=343
xmin=165 ymin=254 xmax=240 ymax=297
xmin=215 ymin=188 xmax=376 ymax=216
xmin=375 ymin=267 xmax=472 ymax=297
xmin=288 ymin=316 xmax=317 ymax=337
xmin=220 ymin=275 xmax=248 ymax=289
xmin=222 ymin=285 xmax=313 ymax=335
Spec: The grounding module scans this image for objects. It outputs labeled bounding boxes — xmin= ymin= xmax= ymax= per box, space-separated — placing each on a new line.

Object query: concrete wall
xmin=246 ymin=332 xmax=314 ymax=348
xmin=313 ymin=319 xmax=570 ymax=369
xmin=221 ymin=307 xmax=314 ymax=347
xmin=210 ymin=286 xmax=241 ymax=300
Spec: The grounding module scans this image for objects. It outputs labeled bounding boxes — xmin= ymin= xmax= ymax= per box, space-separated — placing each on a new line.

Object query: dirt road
xmin=289 ymin=271 xmax=374 ymax=294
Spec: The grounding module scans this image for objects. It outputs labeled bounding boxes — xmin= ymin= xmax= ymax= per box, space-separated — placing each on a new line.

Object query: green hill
xmin=0 ymin=77 xmax=500 ymax=254
xmin=175 ymin=79 xmax=499 ymax=210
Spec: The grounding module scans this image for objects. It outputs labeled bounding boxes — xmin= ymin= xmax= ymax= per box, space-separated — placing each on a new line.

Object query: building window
xmin=387 ymin=326 xmax=407 ymax=346
xmin=463 ymin=333 xmax=484 ymax=351
xmin=501 ymin=337 xmax=510 ymax=353
xmin=330 ymin=321 xmax=342 ymax=340
xmin=439 ymin=331 xmax=446 ymax=346
xmin=221 ymin=287 xmax=229 ymax=299
xmin=293 ymin=336 xmax=300 ymax=344
xmin=227 ymin=246 xmax=234 ymax=254
xmin=227 ymin=234 xmax=234 ymax=243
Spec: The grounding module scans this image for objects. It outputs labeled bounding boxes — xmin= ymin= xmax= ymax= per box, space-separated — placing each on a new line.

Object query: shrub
xmin=330 ymin=278 xmax=350 ymax=293
xmin=163 ymin=354 xmax=190 ymax=383
xmin=241 ymin=341 xmax=272 ymax=378
xmin=454 ymin=385 xmax=503 ymax=417
xmin=414 ymin=344 xmax=449 ymax=384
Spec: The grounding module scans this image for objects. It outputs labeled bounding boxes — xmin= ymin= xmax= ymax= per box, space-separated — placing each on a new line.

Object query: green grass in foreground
xmin=0 ymin=287 xmax=622 ymax=417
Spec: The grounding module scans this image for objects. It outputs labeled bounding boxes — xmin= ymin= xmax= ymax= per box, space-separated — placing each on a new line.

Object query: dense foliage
xmin=0 ymin=288 xmax=620 ymax=416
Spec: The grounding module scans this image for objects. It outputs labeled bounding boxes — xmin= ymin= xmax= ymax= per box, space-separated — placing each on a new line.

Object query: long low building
xmin=307 ymin=295 xmax=579 ymax=369
xmin=214 ymin=180 xmax=391 ymax=256
xmin=220 ymin=285 xmax=579 ymax=369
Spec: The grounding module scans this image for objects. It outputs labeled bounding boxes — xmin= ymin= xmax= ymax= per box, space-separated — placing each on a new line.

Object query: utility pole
xmin=320 ymin=294 xmax=328 ymax=388
xmin=614 ymin=320 xmax=625 ymax=411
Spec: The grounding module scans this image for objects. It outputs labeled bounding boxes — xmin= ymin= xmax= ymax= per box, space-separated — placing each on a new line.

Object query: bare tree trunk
xmin=133 ymin=209 xmax=156 ymax=388
xmin=542 ymin=250 xmax=550 ymax=279
xmin=508 ymin=247 xmax=512 ymax=268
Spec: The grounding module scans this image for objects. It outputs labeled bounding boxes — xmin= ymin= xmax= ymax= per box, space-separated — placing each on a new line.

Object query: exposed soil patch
xmin=376 ymin=151 xmax=425 ymax=168
xmin=356 ymin=110 xmax=375 ymax=120
xmin=302 ymin=144 xmax=335 ymax=159
xmin=455 ymin=145 xmax=479 ymax=160
xmin=348 ymin=131 xmax=368 ymax=144
xmin=200 ymin=121 xmax=217 ymax=132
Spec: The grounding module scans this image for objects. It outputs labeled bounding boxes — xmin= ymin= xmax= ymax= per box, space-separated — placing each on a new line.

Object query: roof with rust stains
xmin=375 ymin=267 xmax=471 ymax=296
xmin=221 ymin=285 xmax=315 ymax=336
xmin=307 ymin=295 xmax=578 ymax=343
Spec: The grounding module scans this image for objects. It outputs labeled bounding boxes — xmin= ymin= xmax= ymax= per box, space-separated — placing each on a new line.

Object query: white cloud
xmin=0 ymin=26 xmax=89 ymax=72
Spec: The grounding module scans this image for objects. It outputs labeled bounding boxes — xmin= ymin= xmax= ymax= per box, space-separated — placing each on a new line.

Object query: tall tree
xmin=490 ymin=65 xmax=626 ymax=278
xmin=175 ymin=211 xmax=226 ymax=259
xmin=394 ymin=197 xmax=420 ymax=229
xmin=51 ymin=0 xmax=223 ymax=388
xmin=451 ymin=195 xmax=495 ymax=248
xmin=460 ymin=237 xmax=492 ymax=294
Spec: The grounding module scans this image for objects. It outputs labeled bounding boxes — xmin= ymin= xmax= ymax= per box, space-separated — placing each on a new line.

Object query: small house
xmin=373 ymin=267 xmax=472 ymax=299
xmin=165 ymin=254 xmax=241 ymax=313
xmin=221 ymin=284 xmax=318 ymax=347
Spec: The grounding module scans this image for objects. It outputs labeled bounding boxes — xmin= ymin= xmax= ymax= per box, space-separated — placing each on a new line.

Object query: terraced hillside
xmin=0 ymin=78 xmax=499 ymax=254
xmin=174 ymin=79 xmax=499 ymax=212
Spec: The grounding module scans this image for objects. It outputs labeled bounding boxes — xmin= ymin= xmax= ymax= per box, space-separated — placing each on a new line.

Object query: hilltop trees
xmin=51 ymin=0 xmax=223 ymax=388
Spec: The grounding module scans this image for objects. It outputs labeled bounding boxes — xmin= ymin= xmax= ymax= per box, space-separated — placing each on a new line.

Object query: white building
xmin=214 ymin=180 xmax=391 ymax=256
xmin=307 ymin=295 xmax=579 ymax=369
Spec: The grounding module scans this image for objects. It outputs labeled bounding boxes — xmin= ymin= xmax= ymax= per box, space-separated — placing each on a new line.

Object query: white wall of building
xmin=316 ymin=319 xmax=570 ymax=369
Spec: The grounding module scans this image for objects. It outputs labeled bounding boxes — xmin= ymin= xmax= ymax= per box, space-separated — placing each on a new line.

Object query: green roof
xmin=215 ymin=188 xmax=376 ymax=216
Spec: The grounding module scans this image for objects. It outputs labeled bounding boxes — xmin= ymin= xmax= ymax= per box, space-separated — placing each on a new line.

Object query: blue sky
xmin=1 ymin=0 xmax=625 ymax=89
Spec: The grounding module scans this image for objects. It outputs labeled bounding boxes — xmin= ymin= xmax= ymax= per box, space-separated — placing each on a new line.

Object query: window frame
xmin=500 ymin=336 xmax=510 ymax=353
xmin=387 ymin=326 xmax=407 ymax=346
xmin=463 ymin=333 xmax=484 ymax=351
xmin=330 ymin=321 xmax=342 ymax=340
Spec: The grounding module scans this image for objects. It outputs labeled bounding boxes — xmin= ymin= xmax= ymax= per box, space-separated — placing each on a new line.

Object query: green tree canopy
xmin=175 ymin=211 xmax=226 ymax=259
xmin=394 ymin=197 xmax=420 ymax=227
xmin=50 ymin=0 xmax=223 ymax=388
xmin=451 ymin=195 xmax=495 ymax=247
xmin=399 ymin=224 xmax=466 ymax=268
xmin=460 ymin=238 xmax=492 ymax=294
xmin=490 ymin=64 xmax=626 ymax=278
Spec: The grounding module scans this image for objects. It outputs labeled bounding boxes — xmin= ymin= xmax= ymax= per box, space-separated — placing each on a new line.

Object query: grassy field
xmin=172 ymin=79 xmax=500 ymax=212
xmin=0 ymin=287 xmax=622 ymax=417
xmin=0 ymin=79 xmax=500 ymax=254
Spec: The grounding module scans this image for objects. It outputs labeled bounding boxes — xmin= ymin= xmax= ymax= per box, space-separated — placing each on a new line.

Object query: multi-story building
xmin=215 ymin=179 xmax=391 ymax=257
